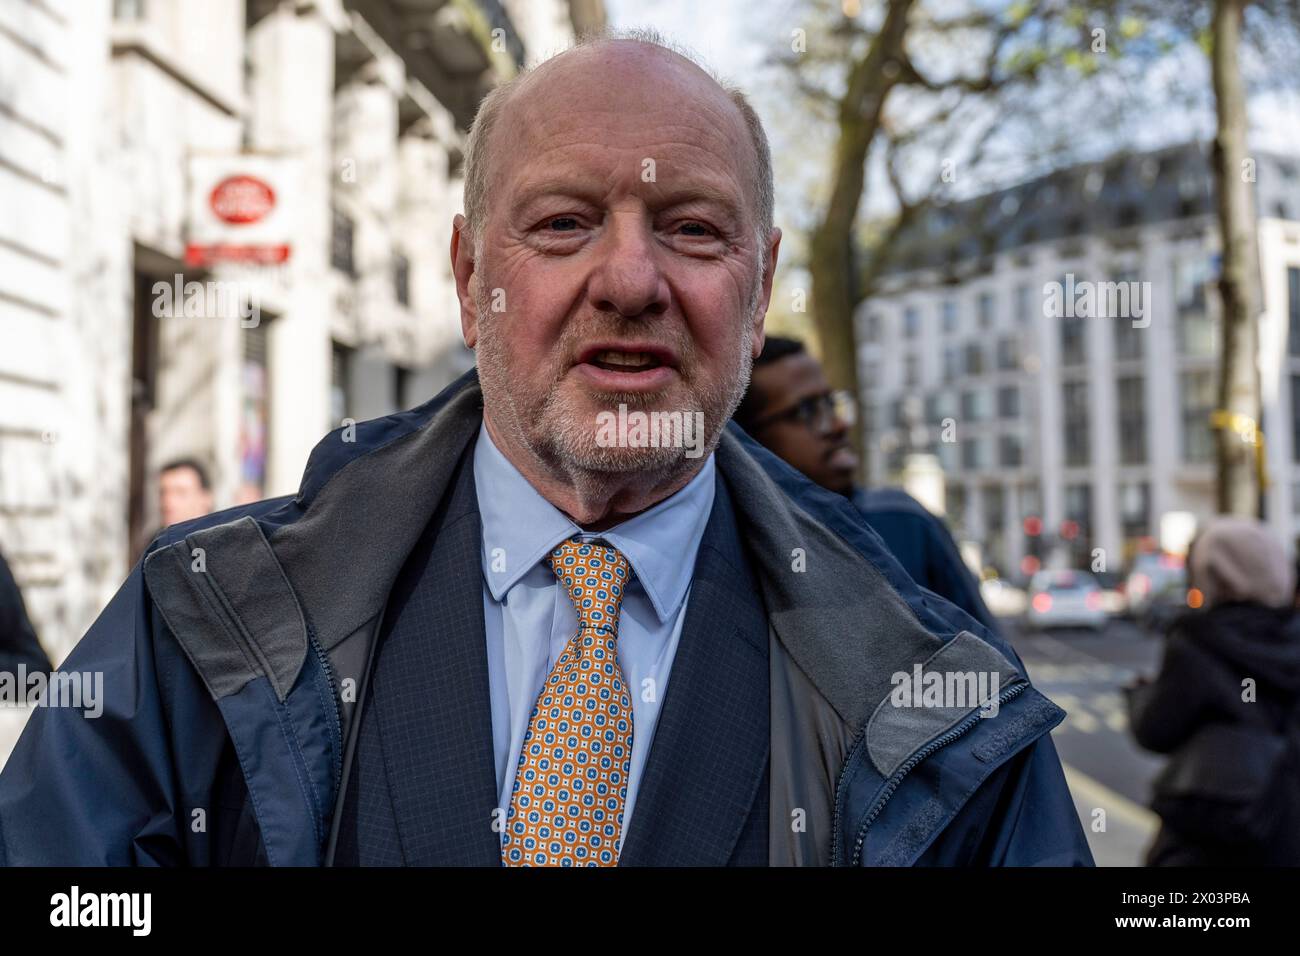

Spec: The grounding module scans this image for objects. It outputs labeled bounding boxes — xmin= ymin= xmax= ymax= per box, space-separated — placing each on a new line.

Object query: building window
xmin=944 ymin=346 xmax=962 ymax=380
xmin=1175 ymin=256 xmax=1215 ymax=357
xmin=239 ymin=321 xmax=270 ymax=502
xmin=983 ymin=485 xmax=1007 ymax=568
xmin=1119 ymin=481 xmax=1150 ymax=541
xmin=1060 ymin=312 xmax=1086 ymax=367
xmin=1112 ymin=269 xmax=1144 ymax=360
xmin=864 ymin=313 xmax=882 ymax=343
xmin=393 ymin=253 xmax=411 ymax=307
xmin=394 ymin=365 xmax=410 ymax=411
xmin=1016 ymin=283 xmax=1032 ymax=325
xmin=978 ymin=291 xmax=995 ymax=329
xmin=1115 ymin=316 xmax=1144 ymax=360
xmin=1288 ymin=267 xmax=1300 ymax=356
xmin=331 ymin=342 xmax=352 ymax=424
xmin=1064 ymin=483 xmax=1093 ymax=565
xmin=965 ymin=342 xmax=985 ymax=376
xmin=997 ymin=385 xmax=1019 ymax=419
xmin=961 ymin=437 xmax=985 ymax=470
xmin=934 ymin=390 xmax=957 ymax=420
xmin=999 ymin=433 xmax=1023 ymax=467
xmin=948 ymin=484 xmax=968 ymax=531
xmin=904 ymin=353 xmax=919 ymax=387
xmin=904 ymin=306 xmax=920 ymax=339
xmin=891 ymin=398 xmax=907 ymax=428
xmin=331 ymin=208 xmax=356 ymax=277
xmin=942 ymin=300 xmax=958 ymax=333
xmin=1116 ymin=375 xmax=1147 ymax=465
xmin=1180 ymin=369 xmax=1215 ymax=463
xmin=1063 ymin=381 xmax=1090 ymax=466
xmin=1291 ymin=376 xmax=1300 ymax=462
xmin=996 ymin=336 xmax=1019 ymax=370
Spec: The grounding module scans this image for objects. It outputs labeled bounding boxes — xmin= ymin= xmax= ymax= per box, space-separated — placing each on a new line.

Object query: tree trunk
xmin=1209 ymin=0 xmax=1262 ymax=516
xmin=808 ymin=0 xmax=917 ymax=476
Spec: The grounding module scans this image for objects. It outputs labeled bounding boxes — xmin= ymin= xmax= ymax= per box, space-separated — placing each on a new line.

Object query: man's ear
xmin=451 ymin=213 xmax=480 ymax=348
xmin=752 ymin=226 xmax=782 ymax=357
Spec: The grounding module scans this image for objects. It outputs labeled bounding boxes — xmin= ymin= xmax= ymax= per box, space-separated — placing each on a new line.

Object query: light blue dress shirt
xmin=473 ymin=424 xmax=716 ymax=847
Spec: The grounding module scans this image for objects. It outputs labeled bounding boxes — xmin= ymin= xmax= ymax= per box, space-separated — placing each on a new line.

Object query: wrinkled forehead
xmin=489 ymin=44 xmax=758 ymax=217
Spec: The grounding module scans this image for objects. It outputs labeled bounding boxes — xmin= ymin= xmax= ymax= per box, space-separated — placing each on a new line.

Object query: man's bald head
xmin=461 ymin=30 xmax=774 ymax=270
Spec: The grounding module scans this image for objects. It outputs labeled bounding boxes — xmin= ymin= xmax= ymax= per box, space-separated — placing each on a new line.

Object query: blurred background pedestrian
xmin=1126 ymin=516 xmax=1300 ymax=865
xmin=735 ymin=336 xmax=998 ymax=633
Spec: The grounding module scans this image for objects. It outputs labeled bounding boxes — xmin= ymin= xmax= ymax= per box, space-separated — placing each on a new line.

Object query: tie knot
xmin=547 ymin=538 xmax=631 ymax=634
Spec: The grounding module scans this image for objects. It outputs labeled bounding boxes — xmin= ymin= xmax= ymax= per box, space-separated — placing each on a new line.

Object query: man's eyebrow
xmin=509 ymin=179 xmax=746 ymax=219
xmin=652 ymin=181 xmax=745 ymax=218
xmin=510 ymin=180 xmax=607 ymax=212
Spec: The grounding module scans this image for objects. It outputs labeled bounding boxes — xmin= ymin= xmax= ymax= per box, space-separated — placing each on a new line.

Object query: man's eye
xmin=546 ymin=217 xmax=580 ymax=232
xmin=678 ymin=221 xmax=714 ymax=237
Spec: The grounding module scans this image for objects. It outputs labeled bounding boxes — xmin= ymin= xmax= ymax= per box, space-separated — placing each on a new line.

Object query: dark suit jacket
xmin=333 ymin=437 xmax=771 ymax=865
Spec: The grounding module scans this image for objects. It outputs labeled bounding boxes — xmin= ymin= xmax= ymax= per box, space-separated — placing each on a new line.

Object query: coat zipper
xmin=307 ymin=624 xmax=344 ymax=797
xmin=840 ymin=680 xmax=1029 ymax=866
xmin=830 ymin=722 xmax=871 ymax=865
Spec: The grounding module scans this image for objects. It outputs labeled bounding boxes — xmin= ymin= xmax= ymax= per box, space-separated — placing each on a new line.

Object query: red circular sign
xmin=210 ymin=175 xmax=275 ymax=225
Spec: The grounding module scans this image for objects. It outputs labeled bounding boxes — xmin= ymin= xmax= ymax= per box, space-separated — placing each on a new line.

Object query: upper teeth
xmin=595 ymin=350 xmax=653 ymax=367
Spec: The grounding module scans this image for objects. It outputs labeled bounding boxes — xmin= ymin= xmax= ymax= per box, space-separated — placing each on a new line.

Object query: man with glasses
xmin=735 ymin=336 xmax=997 ymax=633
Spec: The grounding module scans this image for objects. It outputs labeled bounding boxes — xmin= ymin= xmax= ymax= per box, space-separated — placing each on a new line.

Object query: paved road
xmin=1002 ymin=616 xmax=1168 ymax=866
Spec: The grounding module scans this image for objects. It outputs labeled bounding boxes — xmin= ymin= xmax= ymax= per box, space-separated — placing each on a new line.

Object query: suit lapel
xmin=368 ymin=448 xmax=502 ymax=865
xmin=619 ymin=474 xmax=770 ymax=866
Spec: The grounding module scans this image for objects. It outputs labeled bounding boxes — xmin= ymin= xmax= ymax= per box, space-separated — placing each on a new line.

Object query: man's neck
xmin=482 ymin=413 xmax=707 ymax=532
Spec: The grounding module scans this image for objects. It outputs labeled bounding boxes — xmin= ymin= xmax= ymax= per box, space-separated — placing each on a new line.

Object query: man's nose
xmin=588 ymin=216 xmax=670 ymax=319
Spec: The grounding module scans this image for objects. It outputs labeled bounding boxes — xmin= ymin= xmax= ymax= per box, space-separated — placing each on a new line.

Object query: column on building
xmin=1033 ymin=254 xmax=1067 ymax=568
xmin=246 ymin=2 xmax=339 ymax=497
xmin=334 ymin=46 xmax=406 ymax=423
xmin=1084 ymin=239 xmax=1123 ymax=571
xmin=397 ymin=106 xmax=471 ymax=403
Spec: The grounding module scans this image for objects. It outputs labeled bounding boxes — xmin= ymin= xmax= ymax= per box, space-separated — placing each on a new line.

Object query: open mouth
xmin=587 ymin=350 xmax=664 ymax=373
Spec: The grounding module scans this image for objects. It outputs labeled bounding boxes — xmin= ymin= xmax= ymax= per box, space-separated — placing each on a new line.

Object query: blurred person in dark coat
xmin=0 ymin=548 xmax=51 ymax=674
xmin=1126 ymin=516 xmax=1300 ymax=866
xmin=734 ymin=336 xmax=997 ymax=633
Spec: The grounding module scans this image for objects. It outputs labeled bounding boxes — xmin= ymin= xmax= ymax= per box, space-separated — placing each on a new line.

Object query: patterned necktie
xmin=501 ymin=538 xmax=634 ymax=867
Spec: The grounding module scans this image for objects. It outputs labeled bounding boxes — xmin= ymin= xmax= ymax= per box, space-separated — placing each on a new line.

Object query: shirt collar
xmin=473 ymin=424 xmax=716 ymax=624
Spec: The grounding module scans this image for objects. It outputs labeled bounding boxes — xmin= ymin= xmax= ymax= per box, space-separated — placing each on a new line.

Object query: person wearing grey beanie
xmin=1127 ymin=517 xmax=1300 ymax=866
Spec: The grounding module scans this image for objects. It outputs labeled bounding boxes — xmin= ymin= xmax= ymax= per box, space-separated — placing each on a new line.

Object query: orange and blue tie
xmin=501 ymin=538 xmax=633 ymax=866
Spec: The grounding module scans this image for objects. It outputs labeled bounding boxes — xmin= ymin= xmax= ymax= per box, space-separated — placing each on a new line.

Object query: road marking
xmin=1063 ymin=761 xmax=1159 ymax=830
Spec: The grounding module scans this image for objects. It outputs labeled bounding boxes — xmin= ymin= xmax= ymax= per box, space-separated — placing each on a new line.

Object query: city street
xmin=1003 ymin=616 xmax=1168 ymax=866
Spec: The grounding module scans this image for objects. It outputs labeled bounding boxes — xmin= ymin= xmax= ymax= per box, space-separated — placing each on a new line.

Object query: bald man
xmin=0 ymin=32 xmax=1089 ymax=867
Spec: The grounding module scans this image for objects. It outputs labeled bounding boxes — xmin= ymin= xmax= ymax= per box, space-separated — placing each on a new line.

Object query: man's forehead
xmin=494 ymin=43 xmax=754 ymax=189
xmin=759 ymin=353 xmax=830 ymax=401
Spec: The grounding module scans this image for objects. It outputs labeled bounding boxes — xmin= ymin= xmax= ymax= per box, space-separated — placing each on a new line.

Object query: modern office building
xmin=857 ymin=142 xmax=1300 ymax=576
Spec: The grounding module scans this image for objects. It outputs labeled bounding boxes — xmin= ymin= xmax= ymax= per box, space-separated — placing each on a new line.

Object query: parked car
xmin=1024 ymin=569 xmax=1108 ymax=632
xmin=1093 ymin=570 xmax=1128 ymax=616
